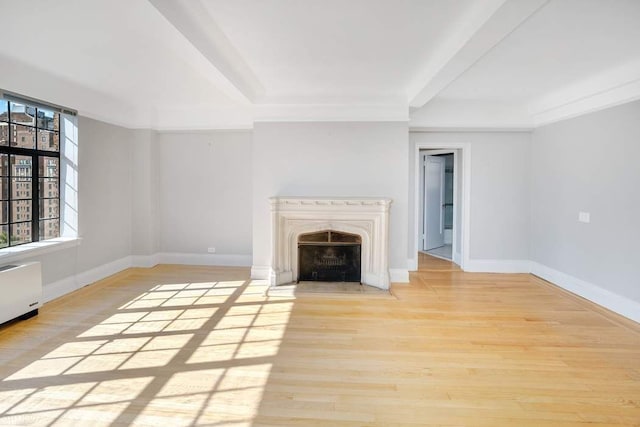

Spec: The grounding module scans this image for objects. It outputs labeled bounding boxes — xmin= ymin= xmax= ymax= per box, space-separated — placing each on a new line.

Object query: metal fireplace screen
xmin=298 ymin=231 xmax=361 ymax=282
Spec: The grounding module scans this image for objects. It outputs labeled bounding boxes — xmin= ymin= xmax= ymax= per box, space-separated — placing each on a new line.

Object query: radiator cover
xmin=0 ymin=262 xmax=42 ymax=325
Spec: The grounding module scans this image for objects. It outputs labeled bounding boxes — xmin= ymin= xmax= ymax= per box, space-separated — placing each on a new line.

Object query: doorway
xmin=413 ymin=140 xmax=470 ymax=271
xmin=420 ymin=150 xmax=455 ymax=261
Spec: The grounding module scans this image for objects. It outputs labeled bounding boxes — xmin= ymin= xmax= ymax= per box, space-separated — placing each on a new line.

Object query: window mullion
xmin=7 ymin=101 xmax=11 ymax=247
xmin=32 ymin=152 xmax=39 ymax=242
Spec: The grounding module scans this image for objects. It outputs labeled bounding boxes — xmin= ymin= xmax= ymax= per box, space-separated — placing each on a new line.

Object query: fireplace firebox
xmin=297 ymin=231 xmax=361 ymax=283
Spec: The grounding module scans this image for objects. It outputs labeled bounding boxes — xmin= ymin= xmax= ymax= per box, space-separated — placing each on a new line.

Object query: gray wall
xmin=252 ymin=122 xmax=409 ymax=270
xmin=410 ymin=132 xmax=531 ymax=262
xmin=131 ymin=129 xmax=159 ymax=256
xmin=531 ymin=100 xmax=640 ymax=302
xmin=156 ymin=130 xmax=252 ymax=256
xmin=14 ymin=102 xmax=639 ymax=313
xmin=23 ymin=116 xmax=134 ymax=285
xmin=26 ymin=123 xmax=254 ymax=290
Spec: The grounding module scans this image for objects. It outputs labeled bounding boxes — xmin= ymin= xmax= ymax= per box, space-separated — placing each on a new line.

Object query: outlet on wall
xmin=578 ymin=212 xmax=590 ymax=223
xmin=207 ymin=247 xmax=216 ymax=253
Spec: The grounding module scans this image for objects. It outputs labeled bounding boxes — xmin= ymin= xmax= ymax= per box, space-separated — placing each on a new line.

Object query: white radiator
xmin=0 ymin=262 xmax=42 ymax=324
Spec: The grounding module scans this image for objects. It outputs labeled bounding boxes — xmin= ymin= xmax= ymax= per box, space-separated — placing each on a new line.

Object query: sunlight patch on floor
xmin=0 ymin=275 xmax=294 ymax=426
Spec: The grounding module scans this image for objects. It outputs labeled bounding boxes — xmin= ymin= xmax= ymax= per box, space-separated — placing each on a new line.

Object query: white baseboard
xmin=44 ymin=253 xmax=252 ymax=303
xmin=453 ymin=252 xmax=462 ymax=265
xmin=390 ymin=269 xmax=410 ymax=283
xmin=131 ymin=254 xmax=159 ymax=268
xmin=44 ymin=276 xmax=77 ymax=303
xmin=157 ymin=252 xmax=251 ymax=267
xmin=44 ymin=256 xmax=133 ymax=303
xmin=250 ymin=265 xmax=271 ymax=280
xmin=464 ymin=259 xmax=531 ymax=273
xmin=42 ymin=253 xmax=639 ymax=324
xmin=131 ymin=253 xmax=251 ymax=268
xmin=531 ymin=262 xmax=640 ymax=324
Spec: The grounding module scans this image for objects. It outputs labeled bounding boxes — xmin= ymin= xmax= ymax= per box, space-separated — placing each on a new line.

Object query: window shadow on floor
xmin=0 ymin=266 xmax=295 ymax=426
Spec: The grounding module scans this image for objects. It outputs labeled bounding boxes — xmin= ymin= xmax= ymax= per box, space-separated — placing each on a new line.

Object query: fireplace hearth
xmin=298 ymin=231 xmax=361 ymax=282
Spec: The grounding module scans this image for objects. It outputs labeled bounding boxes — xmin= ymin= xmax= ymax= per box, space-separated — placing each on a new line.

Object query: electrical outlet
xmin=578 ymin=212 xmax=590 ymax=223
xmin=207 ymin=247 xmax=216 ymax=253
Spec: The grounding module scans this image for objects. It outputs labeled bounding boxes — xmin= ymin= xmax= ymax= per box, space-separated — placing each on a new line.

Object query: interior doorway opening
xmin=413 ymin=141 xmax=469 ymax=271
xmin=419 ymin=149 xmax=459 ymax=263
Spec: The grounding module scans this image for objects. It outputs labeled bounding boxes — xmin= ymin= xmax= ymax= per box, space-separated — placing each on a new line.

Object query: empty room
xmin=0 ymin=0 xmax=639 ymax=425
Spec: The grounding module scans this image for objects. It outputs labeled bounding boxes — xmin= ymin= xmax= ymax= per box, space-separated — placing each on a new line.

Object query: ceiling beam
xmin=529 ymin=60 xmax=640 ymax=126
xmin=408 ymin=0 xmax=550 ymax=108
xmin=148 ymin=0 xmax=264 ymax=104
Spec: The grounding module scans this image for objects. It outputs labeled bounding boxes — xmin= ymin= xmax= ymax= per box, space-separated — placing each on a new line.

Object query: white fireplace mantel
xmin=269 ymin=197 xmax=392 ymax=289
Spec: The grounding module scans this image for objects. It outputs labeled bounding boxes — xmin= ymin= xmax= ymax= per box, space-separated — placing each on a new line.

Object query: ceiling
xmin=0 ymin=0 xmax=639 ymax=130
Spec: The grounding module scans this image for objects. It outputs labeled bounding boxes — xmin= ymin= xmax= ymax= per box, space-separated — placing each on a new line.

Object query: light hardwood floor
xmin=0 ymin=260 xmax=639 ymax=426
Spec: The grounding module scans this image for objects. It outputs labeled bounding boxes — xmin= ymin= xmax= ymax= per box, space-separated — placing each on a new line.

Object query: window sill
xmin=0 ymin=237 xmax=81 ymax=265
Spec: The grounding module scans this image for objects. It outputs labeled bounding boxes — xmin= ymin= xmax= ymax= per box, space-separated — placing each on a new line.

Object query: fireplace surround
xmin=269 ymin=197 xmax=392 ymax=289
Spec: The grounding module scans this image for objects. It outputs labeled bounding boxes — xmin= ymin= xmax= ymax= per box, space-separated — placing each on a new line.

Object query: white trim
xmin=250 ymin=265 xmax=272 ymax=280
xmin=389 ymin=269 xmax=409 ymax=283
xmin=253 ymin=104 xmax=409 ymax=123
xmin=0 ymin=237 xmax=81 ymax=265
xmin=131 ymin=253 xmax=252 ymax=268
xmin=531 ymin=262 xmax=640 ymax=324
xmin=414 ymin=142 xmax=470 ymax=270
xmin=156 ymin=253 xmax=252 ymax=267
xmin=74 ymin=257 xmax=132 ymax=290
xmin=43 ymin=252 xmax=253 ymax=303
xmin=43 ymin=256 xmax=133 ymax=303
xmin=407 ymin=258 xmax=418 ymax=272
xmin=453 ymin=251 xmax=462 ymax=265
xmin=532 ymin=78 xmax=640 ymax=127
xmin=44 ymin=276 xmax=77 ymax=303
xmin=153 ymin=127 xmax=254 ymax=134
xmin=410 ymin=127 xmax=534 ymax=133
xmin=131 ymin=254 xmax=160 ymax=268
xmin=464 ymin=259 xmax=531 ymax=273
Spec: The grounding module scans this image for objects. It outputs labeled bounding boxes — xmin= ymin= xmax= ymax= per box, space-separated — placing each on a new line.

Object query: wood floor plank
xmin=0 ymin=260 xmax=638 ymax=426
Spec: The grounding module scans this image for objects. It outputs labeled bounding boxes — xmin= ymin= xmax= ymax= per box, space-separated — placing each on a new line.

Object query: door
xmin=423 ymin=155 xmax=445 ymax=250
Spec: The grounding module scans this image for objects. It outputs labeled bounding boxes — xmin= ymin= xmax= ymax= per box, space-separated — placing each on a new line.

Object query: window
xmin=0 ymin=98 xmax=60 ymax=248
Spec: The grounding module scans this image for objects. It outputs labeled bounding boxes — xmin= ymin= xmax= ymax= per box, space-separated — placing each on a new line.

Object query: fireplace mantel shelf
xmin=269 ymin=197 xmax=392 ymax=289
xmin=270 ymin=196 xmax=392 ymax=207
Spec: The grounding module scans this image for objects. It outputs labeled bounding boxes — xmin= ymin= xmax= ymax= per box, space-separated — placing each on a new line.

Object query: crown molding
xmin=531 ymin=73 xmax=640 ymax=127
xmin=253 ymin=104 xmax=409 ymax=123
xmin=410 ymin=126 xmax=533 ymax=133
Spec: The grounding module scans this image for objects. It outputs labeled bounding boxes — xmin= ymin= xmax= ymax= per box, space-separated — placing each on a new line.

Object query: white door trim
xmin=420 ymin=150 xmax=453 ymax=253
xmin=414 ymin=142 xmax=471 ymax=269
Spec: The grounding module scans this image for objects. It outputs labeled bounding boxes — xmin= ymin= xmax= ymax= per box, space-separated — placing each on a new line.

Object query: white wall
xmin=252 ymin=121 xmax=409 ymax=272
xmin=410 ymin=132 xmax=531 ymax=265
xmin=531 ymin=100 xmax=640 ymax=304
xmin=156 ymin=130 xmax=252 ymax=257
xmin=21 ymin=116 xmax=134 ymax=288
